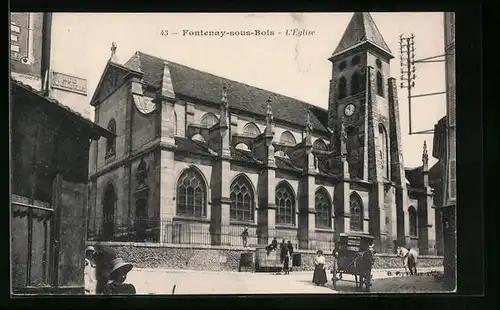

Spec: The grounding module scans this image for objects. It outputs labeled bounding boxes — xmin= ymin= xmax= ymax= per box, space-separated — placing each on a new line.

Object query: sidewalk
xmin=124 ymin=266 xmax=444 ymax=295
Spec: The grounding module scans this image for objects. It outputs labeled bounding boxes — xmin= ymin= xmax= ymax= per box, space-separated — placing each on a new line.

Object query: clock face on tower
xmin=344 ymin=103 xmax=356 ymax=117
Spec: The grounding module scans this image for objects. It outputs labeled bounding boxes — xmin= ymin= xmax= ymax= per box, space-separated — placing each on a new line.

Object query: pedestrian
xmin=312 ymin=250 xmax=328 ymax=286
xmin=331 ymin=242 xmax=340 ymax=281
xmin=90 ymin=245 xmax=135 ymax=295
xmin=84 ymin=247 xmax=97 ymax=295
xmin=279 ymin=239 xmax=288 ymax=274
xmin=241 ymin=226 xmax=249 ymax=247
xmin=102 ymin=257 xmax=136 ymax=295
xmin=287 ymin=240 xmax=294 ymax=272
xmin=265 ymin=237 xmax=278 ymax=256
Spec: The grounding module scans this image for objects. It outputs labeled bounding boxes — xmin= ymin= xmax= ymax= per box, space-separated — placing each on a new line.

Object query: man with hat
xmin=86 ymin=245 xmax=136 ymax=295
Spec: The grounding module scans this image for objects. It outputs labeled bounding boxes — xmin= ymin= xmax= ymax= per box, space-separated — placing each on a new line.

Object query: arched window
xmin=351 ymin=72 xmax=361 ymax=95
xmin=105 ymin=119 xmax=116 ymax=157
xmin=313 ymin=139 xmax=327 ymax=151
xmin=200 ymin=112 xmax=219 ymax=127
xmin=409 ymin=206 xmax=417 ymax=236
xmin=338 ymin=76 xmax=347 ymax=99
xmin=275 ymin=182 xmax=295 ymax=225
xmin=230 ymin=175 xmax=254 ymax=222
xmin=376 ymin=71 xmax=384 ymax=97
xmin=176 ymin=168 xmax=207 ymax=217
xmin=349 ymin=193 xmax=363 ymax=232
xmin=279 ymin=131 xmax=296 ymax=146
xmin=315 ymin=188 xmax=332 ymax=229
xmin=378 ymin=124 xmax=389 ymax=178
xmin=102 ymin=183 xmax=116 ymax=239
xmin=243 ymin=123 xmax=261 ymax=137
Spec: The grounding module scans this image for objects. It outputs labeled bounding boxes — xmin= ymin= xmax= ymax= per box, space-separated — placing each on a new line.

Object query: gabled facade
xmin=87 ymin=12 xmax=437 ymax=254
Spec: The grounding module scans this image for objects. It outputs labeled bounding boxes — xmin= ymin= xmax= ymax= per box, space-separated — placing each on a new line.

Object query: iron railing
xmin=87 ymin=216 xmax=337 ymax=251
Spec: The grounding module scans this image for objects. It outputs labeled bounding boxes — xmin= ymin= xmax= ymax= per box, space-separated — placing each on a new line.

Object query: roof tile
xmin=126 ymin=52 xmax=329 ymax=133
xmin=332 ymin=12 xmax=393 ymax=57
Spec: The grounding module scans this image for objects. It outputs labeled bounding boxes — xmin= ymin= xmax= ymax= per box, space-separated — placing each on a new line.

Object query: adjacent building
xmin=87 ymin=12 xmax=438 ymax=255
xmin=432 ymin=11 xmax=456 ymax=290
xmin=10 ymin=12 xmax=112 ymax=294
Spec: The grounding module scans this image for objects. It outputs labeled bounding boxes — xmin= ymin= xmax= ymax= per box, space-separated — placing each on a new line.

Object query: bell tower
xmin=327 ymin=12 xmax=406 ymax=252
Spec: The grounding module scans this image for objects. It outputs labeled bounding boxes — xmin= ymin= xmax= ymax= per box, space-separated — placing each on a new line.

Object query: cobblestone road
xmin=122 ymin=267 xmax=446 ymax=295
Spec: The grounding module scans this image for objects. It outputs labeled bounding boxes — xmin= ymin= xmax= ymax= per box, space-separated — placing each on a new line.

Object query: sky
xmin=50 ymin=12 xmax=446 ymax=168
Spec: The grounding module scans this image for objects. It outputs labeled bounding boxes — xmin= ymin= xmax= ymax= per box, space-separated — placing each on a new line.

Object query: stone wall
xmin=87 ymin=242 xmax=443 ymax=272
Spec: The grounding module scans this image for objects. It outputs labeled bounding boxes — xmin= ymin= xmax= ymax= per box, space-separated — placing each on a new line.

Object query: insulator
xmin=400 ymin=75 xmax=404 ymax=81
xmin=411 ymin=81 xmax=415 ymax=87
xmin=412 ymin=74 xmax=416 ymax=79
xmin=400 ymin=83 xmax=404 ymax=88
xmin=412 ymin=66 xmax=416 ymax=73
xmin=411 ymin=53 xmax=415 ymax=59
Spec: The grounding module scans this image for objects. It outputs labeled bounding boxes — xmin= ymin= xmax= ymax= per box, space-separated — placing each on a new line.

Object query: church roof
xmin=331 ymin=12 xmax=393 ymax=59
xmin=124 ymin=52 xmax=329 ymax=133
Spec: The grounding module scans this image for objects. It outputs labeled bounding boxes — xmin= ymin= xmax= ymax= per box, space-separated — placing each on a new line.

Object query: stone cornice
xmin=89 ymin=138 xmax=162 ymax=181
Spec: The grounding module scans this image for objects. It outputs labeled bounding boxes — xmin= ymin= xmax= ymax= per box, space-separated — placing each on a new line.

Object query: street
xmin=123 ymin=267 xmax=446 ymax=295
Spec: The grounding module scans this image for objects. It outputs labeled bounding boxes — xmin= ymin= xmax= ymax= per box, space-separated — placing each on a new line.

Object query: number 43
xmin=160 ymin=30 xmax=169 ymax=36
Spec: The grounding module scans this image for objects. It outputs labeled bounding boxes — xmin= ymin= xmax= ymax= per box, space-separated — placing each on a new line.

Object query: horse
xmin=353 ymin=244 xmax=376 ymax=291
xmin=396 ymin=246 xmax=418 ymax=275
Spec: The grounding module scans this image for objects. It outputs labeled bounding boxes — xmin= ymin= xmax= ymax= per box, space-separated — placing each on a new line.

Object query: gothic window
xmin=243 ymin=122 xmax=261 ymax=137
xmin=279 ymin=131 xmax=296 ymax=146
xmin=349 ymin=193 xmax=363 ymax=232
xmin=376 ymin=71 xmax=384 ymax=97
xmin=378 ymin=124 xmax=389 ymax=178
xmin=351 ymin=72 xmax=361 ymax=95
xmin=105 ymin=119 xmax=116 ymax=157
xmin=313 ymin=139 xmax=327 ymax=151
xmin=409 ymin=206 xmax=417 ymax=236
xmin=230 ymin=175 xmax=254 ymax=222
xmin=176 ymin=168 xmax=207 ymax=218
xmin=315 ymin=188 xmax=332 ymax=229
xmin=338 ymin=76 xmax=347 ymax=99
xmin=275 ymin=182 xmax=295 ymax=225
xmin=200 ymin=112 xmax=219 ymax=127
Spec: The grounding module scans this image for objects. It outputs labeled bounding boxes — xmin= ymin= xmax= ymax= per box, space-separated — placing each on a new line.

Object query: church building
xmin=87 ymin=12 xmax=437 ymax=255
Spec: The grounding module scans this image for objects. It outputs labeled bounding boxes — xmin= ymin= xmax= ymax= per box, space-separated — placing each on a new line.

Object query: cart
xmin=331 ymin=233 xmax=375 ymax=292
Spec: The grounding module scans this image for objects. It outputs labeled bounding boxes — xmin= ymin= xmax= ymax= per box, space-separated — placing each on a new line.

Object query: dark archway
xmin=102 ymin=184 xmax=116 ymax=240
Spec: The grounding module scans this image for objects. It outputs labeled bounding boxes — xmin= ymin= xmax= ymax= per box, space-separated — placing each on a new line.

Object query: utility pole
xmin=399 ymin=33 xmax=447 ymax=135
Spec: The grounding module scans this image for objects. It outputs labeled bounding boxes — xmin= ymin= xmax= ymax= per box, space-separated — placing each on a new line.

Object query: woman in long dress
xmin=312 ymin=250 xmax=328 ymax=286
